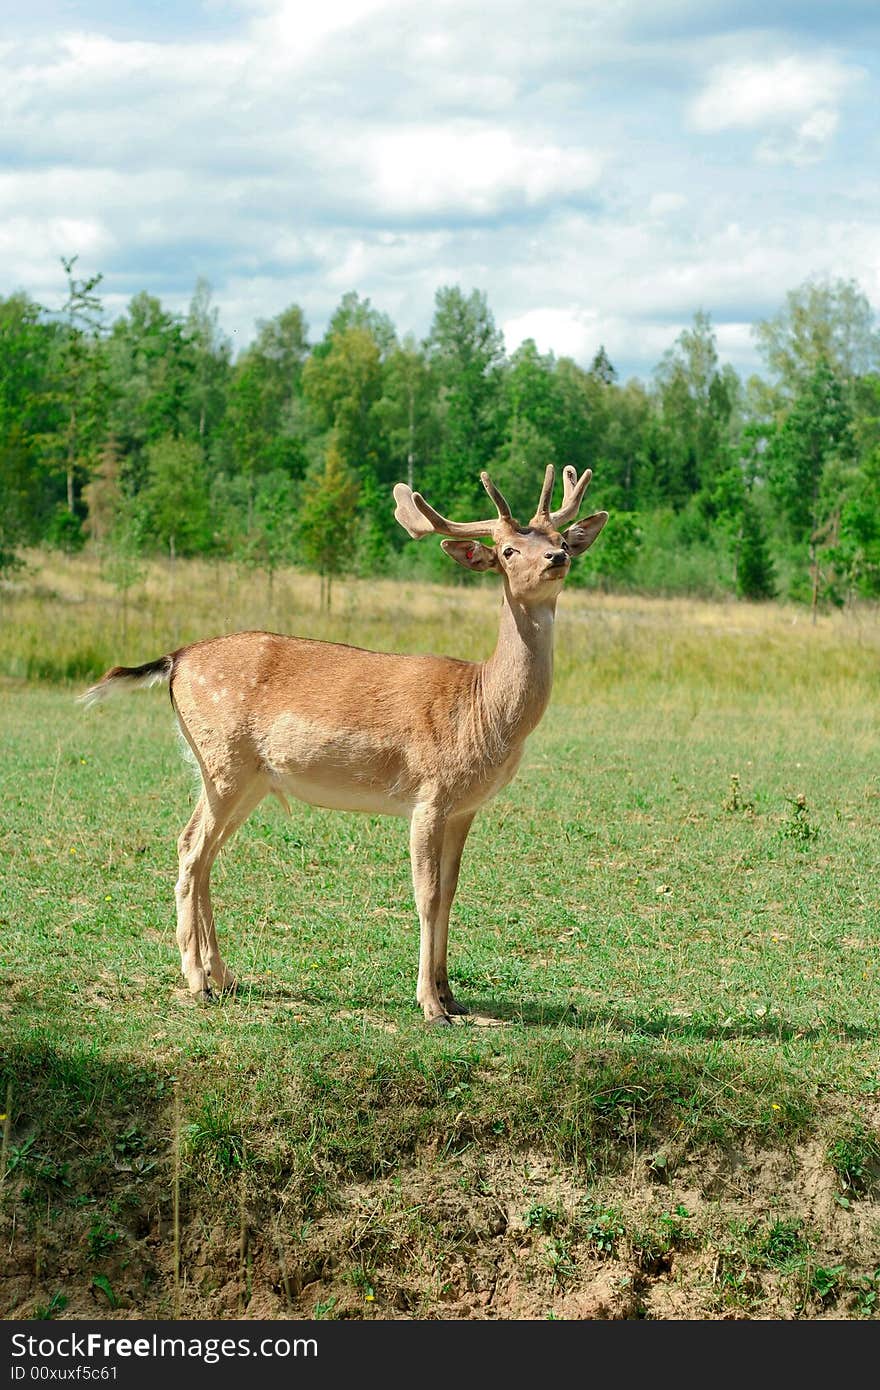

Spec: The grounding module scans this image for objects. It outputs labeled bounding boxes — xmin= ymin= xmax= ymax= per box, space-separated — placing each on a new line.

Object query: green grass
xmin=1 ymin=552 xmax=880 ymax=1318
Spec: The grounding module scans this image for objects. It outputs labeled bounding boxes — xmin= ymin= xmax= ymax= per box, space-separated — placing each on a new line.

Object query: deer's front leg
xmin=435 ymin=812 xmax=476 ymax=1015
xmin=409 ymin=803 xmax=449 ymax=1025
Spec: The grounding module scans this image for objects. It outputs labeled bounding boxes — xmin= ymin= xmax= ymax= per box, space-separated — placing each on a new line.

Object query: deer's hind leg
xmin=175 ymin=778 xmax=267 ymax=997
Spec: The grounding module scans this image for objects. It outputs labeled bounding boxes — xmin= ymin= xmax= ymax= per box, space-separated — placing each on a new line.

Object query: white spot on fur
xmin=198 ymin=675 xmax=206 ymax=686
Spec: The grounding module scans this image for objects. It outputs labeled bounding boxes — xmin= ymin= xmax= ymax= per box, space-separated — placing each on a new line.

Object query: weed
xmin=780 ymin=794 xmax=819 ymax=844
xmin=524 ymin=1202 xmax=564 ymax=1235
xmin=723 ymin=774 xmax=754 ymax=815
xmin=850 ymin=1270 xmax=880 ymax=1317
xmin=8 ymin=1136 xmax=71 ymax=1191
xmin=759 ymin=1218 xmax=809 ymax=1272
xmin=544 ymin=1236 xmax=576 ymax=1289
xmin=184 ymin=1099 xmax=247 ymax=1179
xmin=579 ymin=1200 xmax=625 ymax=1258
xmin=810 ymin=1264 xmax=844 ymax=1303
xmin=30 ymin=1292 xmax=68 ymax=1321
xmin=827 ymin=1123 xmax=880 ymax=1196
xmin=87 ymin=1219 xmax=122 ymax=1261
xmin=350 ymin=1266 xmax=376 ymax=1301
xmin=91 ymin=1274 xmax=118 ymax=1309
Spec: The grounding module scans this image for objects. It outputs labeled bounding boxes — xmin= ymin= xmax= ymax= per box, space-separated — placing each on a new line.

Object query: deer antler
xmin=393 ymin=471 xmax=513 ymax=541
xmin=530 ymin=464 xmax=593 ymax=529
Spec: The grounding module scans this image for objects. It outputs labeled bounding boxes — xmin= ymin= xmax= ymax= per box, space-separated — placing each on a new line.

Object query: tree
xmin=753 ymin=278 xmax=880 ymax=398
xmin=736 ymin=498 xmax=776 ymax=600
xmin=54 ymin=256 xmax=107 ymax=519
xmin=234 ymin=469 xmax=299 ymax=606
xmin=766 ymin=358 xmax=856 ymax=612
xmin=653 ymin=310 xmax=739 ymax=506
xmin=766 ymin=359 xmax=855 ymax=544
xmin=374 ymin=335 xmax=438 ymax=493
xmin=185 ymin=279 xmax=232 ymax=450
xmin=137 ymin=435 xmax=212 ymax=558
xmin=296 ymin=435 xmax=360 ymax=609
xmin=0 ymin=293 xmax=60 ymax=565
xmin=425 ymin=286 xmax=504 ymax=505
xmin=302 ymin=324 xmax=384 ymax=469
xmin=224 ymin=304 xmax=310 ymax=528
xmin=104 ymin=292 xmax=196 ymax=486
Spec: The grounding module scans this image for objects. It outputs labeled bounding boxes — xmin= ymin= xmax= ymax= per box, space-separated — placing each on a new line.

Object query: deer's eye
xmin=502 ymin=546 xmax=517 ymax=559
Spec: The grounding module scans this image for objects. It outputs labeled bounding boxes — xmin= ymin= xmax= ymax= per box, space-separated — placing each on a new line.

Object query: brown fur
xmin=81 ymin=468 xmax=607 ymax=1023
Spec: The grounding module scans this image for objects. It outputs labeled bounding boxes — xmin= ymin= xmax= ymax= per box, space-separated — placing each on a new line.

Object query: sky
xmin=1 ymin=0 xmax=878 ymax=380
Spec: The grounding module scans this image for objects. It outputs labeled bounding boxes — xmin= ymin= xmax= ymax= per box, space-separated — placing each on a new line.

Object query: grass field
xmin=2 ymin=552 xmax=880 ymax=1320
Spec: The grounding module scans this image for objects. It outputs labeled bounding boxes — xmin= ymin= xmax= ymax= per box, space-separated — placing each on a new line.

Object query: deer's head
xmin=393 ymin=465 xmax=607 ymax=606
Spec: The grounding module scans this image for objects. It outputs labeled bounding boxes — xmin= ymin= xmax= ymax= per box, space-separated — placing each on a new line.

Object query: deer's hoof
xmin=442 ymin=998 xmax=469 ymax=1016
xmin=425 ymin=1013 xmax=452 ymax=1028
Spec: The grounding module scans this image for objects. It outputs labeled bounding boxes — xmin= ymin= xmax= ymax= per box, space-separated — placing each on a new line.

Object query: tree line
xmin=2 ymin=260 xmax=879 ymax=606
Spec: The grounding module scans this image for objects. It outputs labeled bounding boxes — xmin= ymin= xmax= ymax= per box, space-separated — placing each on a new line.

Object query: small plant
xmin=780 ymin=793 xmax=819 ymax=844
xmin=580 ymin=1200 xmax=625 ymax=1258
xmin=723 ymin=774 xmax=754 ymax=815
xmin=8 ymin=1136 xmax=71 ymax=1190
xmin=759 ymin=1218 xmax=809 ymax=1271
xmin=91 ymin=1274 xmax=118 ymax=1309
xmin=827 ymin=1123 xmax=880 ymax=1197
xmin=184 ymin=1099 xmax=246 ymax=1177
xmin=313 ymin=1296 xmax=338 ymax=1319
xmin=350 ymin=1265 xmax=376 ymax=1301
xmin=851 ymin=1269 xmax=880 ymax=1317
xmin=524 ymin=1202 xmax=563 ymax=1235
xmin=87 ymin=1218 xmax=122 ymax=1260
xmin=544 ymin=1236 xmax=576 ymax=1289
xmin=810 ymin=1264 xmax=844 ymax=1303
xmin=30 ymin=1291 xmax=68 ymax=1321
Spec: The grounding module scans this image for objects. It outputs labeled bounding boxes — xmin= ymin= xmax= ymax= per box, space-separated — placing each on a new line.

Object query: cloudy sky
xmin=1 ymin=0 xmax=878 ymax=379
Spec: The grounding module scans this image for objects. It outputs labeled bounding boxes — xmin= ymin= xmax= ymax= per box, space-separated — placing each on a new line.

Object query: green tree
xmin=185 ymin=279 xmax=232 ymax=451
xmin=0 ymin=293 xmax=60 ymax=566
xmin=373 ymin=335 xmax=438 ymax=493
xmin=137 ymin=435 xmax=212 ymax=557
xmin=53 ymin=257 xmax=108 ymax=521
xmin=490 ymin=339 xmax=562 ymax=518
xmin=736 ymin=497 xmax=776 ymax=600
xmin=225 ymin=304 xmax=311 ymax=524
xmin=104 ymin=293 xmax=195 ymax=484
xmin=766 ymin=358 xmax=856 ymax=610
xmin=425 ymin=286 xmax=504 ymax=505
xmin=753 ymin=277 xmax=880 ymax=398
xmin=296 ymin=435 xmax=360 ymax=609
xmin=653 ymin=310 xmax=739 ymax=507
xmin=234 ymin=469 xmax=299 ymax=606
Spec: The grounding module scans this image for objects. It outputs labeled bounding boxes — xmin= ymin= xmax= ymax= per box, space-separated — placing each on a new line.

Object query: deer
xmin=80 ymin=465 xmax=607 ymax=1025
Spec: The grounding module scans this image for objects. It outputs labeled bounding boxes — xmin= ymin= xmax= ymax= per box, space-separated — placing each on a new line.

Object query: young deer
xmin=81 ymin=465 xmax=606 ymax=1024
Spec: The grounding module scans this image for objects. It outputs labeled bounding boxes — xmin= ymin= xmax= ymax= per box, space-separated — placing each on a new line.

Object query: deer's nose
xmin=545 ymin=550 xmax=569 ymax=567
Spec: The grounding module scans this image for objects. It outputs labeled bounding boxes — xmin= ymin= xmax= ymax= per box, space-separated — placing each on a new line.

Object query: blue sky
xmin=1 ymin=0 xmax=877 ymax=380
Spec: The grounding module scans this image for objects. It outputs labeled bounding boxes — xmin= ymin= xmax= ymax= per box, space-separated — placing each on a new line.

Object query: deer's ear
xmin=440 ymin=539 xmax=499 ymax=572
xmin=563 ymin=511 xmax=608 ymax=556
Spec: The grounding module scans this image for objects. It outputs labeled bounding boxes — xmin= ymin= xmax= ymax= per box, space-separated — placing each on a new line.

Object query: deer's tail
xmin=78 ymin=655 xmax=174 ymax=708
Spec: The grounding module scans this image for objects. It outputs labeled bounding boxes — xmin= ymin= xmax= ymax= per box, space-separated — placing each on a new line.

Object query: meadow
xmin=1 ymin=552 xmax=879 ymax=1320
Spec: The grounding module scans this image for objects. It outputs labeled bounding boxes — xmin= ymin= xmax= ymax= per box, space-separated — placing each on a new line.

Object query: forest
xmin=2 ymin=260 xmax=879 ymax=606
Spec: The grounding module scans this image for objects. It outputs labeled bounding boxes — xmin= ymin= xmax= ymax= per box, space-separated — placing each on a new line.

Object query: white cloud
xmin=689 ymin=54 xmax=862 ymax=164
xmin=365 ymin=126 xmax=602 ymax=218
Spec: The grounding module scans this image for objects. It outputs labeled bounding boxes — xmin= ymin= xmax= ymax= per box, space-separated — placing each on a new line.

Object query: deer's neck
xmin=478 ymin=591 xmax=557 ymax=749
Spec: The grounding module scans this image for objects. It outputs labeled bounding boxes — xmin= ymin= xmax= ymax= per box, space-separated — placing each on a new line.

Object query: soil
xmin=3 ymin=1127 xmax=879 ymax=1321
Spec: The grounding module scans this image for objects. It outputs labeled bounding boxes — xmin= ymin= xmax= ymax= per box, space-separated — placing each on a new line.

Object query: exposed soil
xmin=4 ymin=1125 xmax=879 ymax=1321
